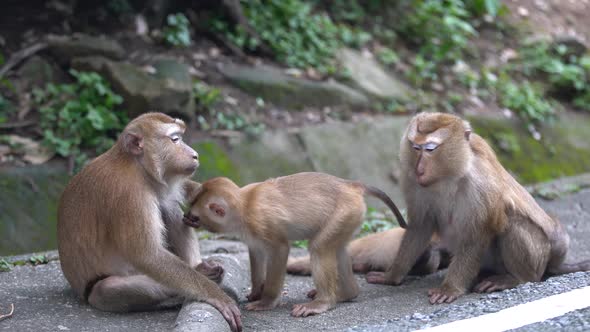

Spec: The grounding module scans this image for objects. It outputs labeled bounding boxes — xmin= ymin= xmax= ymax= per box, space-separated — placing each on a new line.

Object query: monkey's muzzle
xmin=183 ymin=213 xmax=201 ymax=228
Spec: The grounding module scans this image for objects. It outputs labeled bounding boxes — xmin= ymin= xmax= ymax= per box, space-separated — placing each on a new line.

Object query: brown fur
xmin=57 ymin=112 xmax=241 ymax=332
xmin=287 ymin=228 xmax=447 ymax=276
xmin=185 ymin=172 xmax=405 ymax=317
xmin=366 ymin=112 xmax=590 ymax=304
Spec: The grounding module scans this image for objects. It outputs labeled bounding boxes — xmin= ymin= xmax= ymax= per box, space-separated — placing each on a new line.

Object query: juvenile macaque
xmin=287 ymin=228 xmax=447 ymax=276
xmin=367 ymin=112 xmax=590 ymax=304
xmin=183 ymin=172 xmax=407 ymax=317
xmin=57 ymin=112 xmax=241 ymax=332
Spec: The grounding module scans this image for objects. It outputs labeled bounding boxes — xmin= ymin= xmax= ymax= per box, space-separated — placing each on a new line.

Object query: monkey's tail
xmin=546 ymin=260 xmax=590 ymax=276
xmin=362 ymin=185 xmax=407 ymax=229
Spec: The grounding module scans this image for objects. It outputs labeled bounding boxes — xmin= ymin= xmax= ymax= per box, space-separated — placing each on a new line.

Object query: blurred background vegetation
xmin=1 ymin=0 xmax=590 ymax=255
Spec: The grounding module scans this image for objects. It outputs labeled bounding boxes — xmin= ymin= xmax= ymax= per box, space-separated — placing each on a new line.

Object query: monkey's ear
xmin=209 ymin=203 xmax=226 ymax=217
xmin=123 ymin=132 xmax=143 ymax=155
xmin=463 ymin=120 xmax=472 ymax=140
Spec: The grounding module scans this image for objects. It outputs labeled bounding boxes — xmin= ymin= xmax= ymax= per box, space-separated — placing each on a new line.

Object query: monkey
xmin=57 ymin=112 xmax=242 ymax=332
xmin=287 ymin=228 xmax=448 ymax=276
xmin=366 ymin=112 xmax=590 ymax=304
xmin=183 ymin=172 xmax=407 ymax=317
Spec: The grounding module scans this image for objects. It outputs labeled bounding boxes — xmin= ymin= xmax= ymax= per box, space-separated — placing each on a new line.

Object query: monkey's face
xmin=404 ymin=113 xmax=471 ymax=187
xmin=157 ymin=120 xmax=199 ymax=177
xmin=185 ymin=196 xmax=232 ymax=234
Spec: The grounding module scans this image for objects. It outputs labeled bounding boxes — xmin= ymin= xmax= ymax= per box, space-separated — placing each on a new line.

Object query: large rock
xmin=218 ymin=63 xmax=369 ymax=109
xmin=47 ymin=33 xmax=125 ymax=63
xmin=16 ymin=56 xmax=66 ymax=90
xmin=72 ymin=56 xmax=194 ymax=119
xmin=337 ymin=48 xmax=411 ymax=102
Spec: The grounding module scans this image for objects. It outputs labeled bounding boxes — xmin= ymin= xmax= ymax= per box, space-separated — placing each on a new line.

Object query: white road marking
xmin=417 ymin=286 xmax=590 ymax=332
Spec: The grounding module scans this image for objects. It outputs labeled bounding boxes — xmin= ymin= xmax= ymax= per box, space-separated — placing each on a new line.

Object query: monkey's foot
xmin=195 ymin=259 xmax=224 ymax=283
xmin=244 ymin=299 xmax=277 ymax=311
xmin=246 ymin=285 xmax=264 ymax=302
xmin=474 ymin=274 xmax=519 ymax=293
xmin=352 ymin=262 xmax=371 ymax=273
xmin=428 ymin=286 xmax=463 ymax=304
xmin=365 ymin=271 xmax=401 ymax=285
xmin=291 ymin=300 xmax=334 ymax=317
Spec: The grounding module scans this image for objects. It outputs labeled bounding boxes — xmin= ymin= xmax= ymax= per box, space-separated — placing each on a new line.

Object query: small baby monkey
xmin=184 ymin=172 xmax=406 ymax=317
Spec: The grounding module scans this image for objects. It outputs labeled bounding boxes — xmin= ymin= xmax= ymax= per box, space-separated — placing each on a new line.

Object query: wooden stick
xmin=0 ymin=42 xmax=48 ymax=79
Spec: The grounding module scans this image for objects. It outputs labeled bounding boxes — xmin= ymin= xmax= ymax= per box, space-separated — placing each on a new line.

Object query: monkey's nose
xmin=193 ymin=152 xmax=199 ymax=161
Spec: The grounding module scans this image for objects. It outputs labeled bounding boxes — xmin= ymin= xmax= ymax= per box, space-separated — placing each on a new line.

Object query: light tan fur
xmin=287 ymin=228 xmax=446 ymax=276
xmin=366 ymin=112 xmax=590 ymax=304
xmin=57 ymin=112 xmax=241 ymax=332
xmin=185 ymin=172 xmax=406 ymax=317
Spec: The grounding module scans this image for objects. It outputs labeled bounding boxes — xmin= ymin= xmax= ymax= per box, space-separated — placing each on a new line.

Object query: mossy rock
xmin=0 ymin=164 xmax=70 ymax=256
xmin=469 ymin=112 xmax=590 ymax=184
xmin=192 ymin=141 xmax=241 ymax=183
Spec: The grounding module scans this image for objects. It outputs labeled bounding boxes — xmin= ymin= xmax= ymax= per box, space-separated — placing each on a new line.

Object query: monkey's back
xmin=242 ymin=172 xmax=366 ymax=241
xmin=57 ymin=149 xmax=141 ymax=297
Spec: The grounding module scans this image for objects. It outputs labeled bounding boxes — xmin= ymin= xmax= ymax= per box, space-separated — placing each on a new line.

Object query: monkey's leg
xmin=88 ymin=274 xmax=182 ymax=312
xmin=409 ymin=246 xmax=441 ymax=276
xmin=244 ymin=243 xmax=289 ymax=311
xmin=336 ymin=247 xmax=360 ymax=302
xmin=367 ymin=225 xmax=434 ymax=285
xmin=291 ymin=246 xmax=339 ymax=317
xmin=474 ymin=219 xmax=549 ymax=293
xmin=247 ymin=247 xmax=267 ymax=302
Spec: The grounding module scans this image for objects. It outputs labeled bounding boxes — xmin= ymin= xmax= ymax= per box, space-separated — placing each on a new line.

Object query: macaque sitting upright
xmin=183 ymin=172 xmax=407 ymax=317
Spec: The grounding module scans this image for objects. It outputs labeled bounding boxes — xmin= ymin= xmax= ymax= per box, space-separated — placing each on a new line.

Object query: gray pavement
xmin=1 ymin=178 xmax=590 ymax=331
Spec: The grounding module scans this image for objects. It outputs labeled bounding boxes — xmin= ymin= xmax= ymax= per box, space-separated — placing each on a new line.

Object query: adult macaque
xmin=367 ymin=112 xmax=590 ymax=304
xmin=183 ymin=172 xmax=407 ymax=317
xmin=57 ymin=112 xmax=241 ymax=332
xmin=287 ymin=228 xmax=447 ymax=276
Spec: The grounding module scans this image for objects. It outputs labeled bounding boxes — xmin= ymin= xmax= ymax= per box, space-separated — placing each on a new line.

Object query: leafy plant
xmin=212 ymin=0 xmax=369 ymax=73
xmin=498 ymin=79 xmax=554 ymax=125
xmin=359 ymin=207 xmax=404 ymax=237
xmin=292 ymin=240 xmax=309 ymax=248
xmin=464 ymin=0 xmax=507 ymax=17
xmin=399 ymin=0 xmax=476 ymax=85
xmin=28 ymin=254 xmax=48 ymax=265
xmin=163 ymin=13 xmax=192 ymax=47
xmin=376 ymin=47 xmax=400 ymax=66
xmin=0 ymin=259 xmax=12 ymax=272
xmin=194 ymin=81 xmax=222 ymax=111
xmin=32 ymin=69 xmax=127 ymax=163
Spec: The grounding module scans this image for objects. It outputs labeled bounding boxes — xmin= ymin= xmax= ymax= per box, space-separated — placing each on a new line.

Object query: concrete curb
xmin=173 ymin=254 xmax=250 ymax=332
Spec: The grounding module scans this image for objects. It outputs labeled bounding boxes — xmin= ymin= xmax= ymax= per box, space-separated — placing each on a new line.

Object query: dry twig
xmin=0 ymin=303 xmax=14 ymax=321
xmin=0 ymin=42 xmax=48 ymax=79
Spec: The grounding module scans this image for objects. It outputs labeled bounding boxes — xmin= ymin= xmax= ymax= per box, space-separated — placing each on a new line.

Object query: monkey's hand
xmin=205 ymin=296 xmax=242 ymax=332
xmin=183 ymin=213 xmax=201 ymax=228
xmin=246 ymin=284 xmax=264 ymax=302
xmin=195 ymin=259 xmax=224 ymax=283
xmin=427 ymin=286 xmax=463 ymax=304
xmin=365 ymin=271 xmax=402 ymax=285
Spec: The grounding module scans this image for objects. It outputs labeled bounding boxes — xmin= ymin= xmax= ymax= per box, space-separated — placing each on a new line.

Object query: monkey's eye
xmin=412 ymin=143 xmax=421 ymax=151
xmin=423 ymin=142 xmax=438 ymax=152
xmin=171 ymin=135 xmax=181 ymax=143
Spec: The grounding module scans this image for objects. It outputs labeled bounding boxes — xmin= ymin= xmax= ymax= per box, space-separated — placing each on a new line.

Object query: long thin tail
xmin=546 ymin=260 xmax=590 ymax=276
xmin=363 ymin=185 xmax=407 ymax=229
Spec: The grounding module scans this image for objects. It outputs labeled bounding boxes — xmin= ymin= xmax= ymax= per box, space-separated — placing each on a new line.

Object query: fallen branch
xmin=0 ymin=42 xmax=48 ymax=79
xmin=0 ymin=303 xmax=14 ymax=321
xmin=0 ymin=120 xmax=36 ymax=129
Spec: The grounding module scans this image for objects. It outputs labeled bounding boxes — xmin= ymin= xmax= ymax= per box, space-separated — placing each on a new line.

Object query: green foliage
xmin=28 ymin=254 xmax=48 ymax=265
xmin=511 ymin=41 xmax=590 ymax=111
xmin=359 ymin=207 xmax=404 ymax=237
xmin=0 ymin=94 xmax=12 ymax=124
xmin=163 ymin=13 xmax=192 ymax=47
xmin=376 ymin=47 xmax=400 ymax=66
xmin=107 ymin=0 xmax=134 ymax=15
xmin=194 ymin=82 xmax=265 ymax=135
xmin=292 ymin=240 xmax=309 ymax=248
xmin=464 ymin=0 xmax=507 ymax=17
xmin=32 ymin=69 xmax=127 ymax=162
xmin=498 ymin=79 xmax=555 ymax=124
xmin=0 ymin=259 xmax=12 ymax=272
xmin=213 ymin=0 xmax=369 ymax=73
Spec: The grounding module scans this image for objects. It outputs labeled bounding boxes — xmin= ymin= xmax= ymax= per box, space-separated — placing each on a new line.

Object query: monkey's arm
xmin=367 ymin=219 xmax=435 ymax=285
xmin=428 ymin=229 xmax=491 ymax=304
